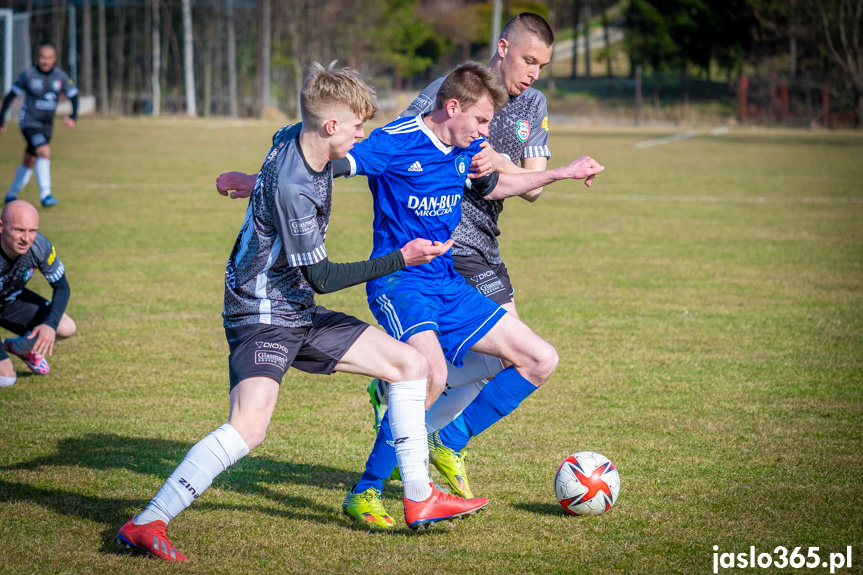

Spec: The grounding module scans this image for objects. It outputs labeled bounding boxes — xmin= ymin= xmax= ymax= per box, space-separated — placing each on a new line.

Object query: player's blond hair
xmin=501 ymin=12 xmax=555 ymax=47
xmin=300 ymin=61 xmax=379 ymax=126
xmin=434 ymin=61 xmax=509 ymax=113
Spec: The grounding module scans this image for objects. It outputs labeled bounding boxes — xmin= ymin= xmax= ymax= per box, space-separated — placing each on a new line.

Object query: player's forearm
xmin=69 ymin=94 xmax=79 ymax=121
xmin=300 ymin=250 xmax=405 ymax=294
xmin=45 ymin=275 xmax=70 ymax=329
xmin=484 ymin=167 xmax=567 ymax=200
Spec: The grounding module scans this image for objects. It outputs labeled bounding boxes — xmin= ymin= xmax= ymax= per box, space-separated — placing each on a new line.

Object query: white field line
xmin=635 ymin=126 xmax=729 ymax=149
xmin=549 ymin=193 xmax=863 ymax=205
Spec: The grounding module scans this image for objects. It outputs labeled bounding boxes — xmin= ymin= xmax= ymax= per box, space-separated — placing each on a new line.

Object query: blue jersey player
xmin=0 ymin=45 xmax=79 ymax=207
xmin=339 ymin=61 xmax=604 ymax=527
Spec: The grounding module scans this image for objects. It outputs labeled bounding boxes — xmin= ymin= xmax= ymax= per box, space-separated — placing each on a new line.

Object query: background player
xmin=117 ymin=62 xmax=488 ymax=561
xmin=0 ymin=200 xmax=76 ymax=384
xmin=336 ymin=61 xmax=603 ymax=527
xmin=0 ymin=44 xmax=79 ymax=207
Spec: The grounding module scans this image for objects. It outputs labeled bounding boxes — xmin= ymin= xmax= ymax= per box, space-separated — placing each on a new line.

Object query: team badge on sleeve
xmin=542 ymin=116 xmax=549 ymax=131
xmin=47 ymin=245 xmax=57 ymax=265
xmin=516 ymin=120 xmax=530 ymax=142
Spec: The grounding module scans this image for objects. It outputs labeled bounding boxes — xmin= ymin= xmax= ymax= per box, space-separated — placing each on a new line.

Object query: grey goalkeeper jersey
xmin=223 ymin=124 xmax=333 ymax=328
xmin=11 ymin=66 xmax=78 ymax=132
xmin=402 ymin=77 xmax=551 ymax=264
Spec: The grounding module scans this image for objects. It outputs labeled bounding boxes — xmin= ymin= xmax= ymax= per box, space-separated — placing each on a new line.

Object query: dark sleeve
xmin=0 ymin=91 xmax=16 ymax=124
xmin=69 ymin=94 xmax=79 ymax=121
xmin=331 ymin=157 xmax=351 ymax=178
xmin=470 ymin=172 xmax=500 ymax=198
xmin=300 ymin=250 xmax=405 ymax=294
xmin=44 ymin=275 xmax=70 ymax=329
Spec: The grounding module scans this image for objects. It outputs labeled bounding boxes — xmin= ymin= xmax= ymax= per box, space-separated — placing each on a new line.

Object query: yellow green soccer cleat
xmin=368 ymin=378 xmax=389 ymax=431
xmin=342 ymin=486 xmax=395 ymax=529
xmin=428 ymin=431 xmax=473 ymax=498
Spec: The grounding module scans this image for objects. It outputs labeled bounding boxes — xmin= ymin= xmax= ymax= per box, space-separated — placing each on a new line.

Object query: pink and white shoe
xmin=3 ymin=339 xmax=50 ymax=374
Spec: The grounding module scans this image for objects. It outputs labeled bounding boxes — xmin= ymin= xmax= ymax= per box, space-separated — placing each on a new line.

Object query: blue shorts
xmin=368 ymin=282 xmax=506 ymax=368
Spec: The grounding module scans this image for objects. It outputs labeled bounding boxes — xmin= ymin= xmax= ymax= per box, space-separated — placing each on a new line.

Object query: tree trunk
xmin=570 ymin=0 xmax=581 ymax=79
xmin=227 ymin=0 xmax=238 ymax=117
xmin=600 ymin=0 xmax=612 ymax=78
xmin=260 ymin=0 xmax=271 ymax=112
xmin=98 ymin=0 xmax=108 ymax=113
xmin=110 ymin=4 xmax=126 ymax=114
xmin=182 ymin=0 xmax=196 ymax=117
xmin=151 ymin=0 xmax=160 ymax=116
xmin=583 ymin=1 xmax=591 ymax=78
xmin=82 ymin=0 xmax=92 ymax=95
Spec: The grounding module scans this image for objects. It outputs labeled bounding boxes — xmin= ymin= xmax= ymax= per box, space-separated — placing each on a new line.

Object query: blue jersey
xmin=345 ymin=115 xmax=484 ymax=294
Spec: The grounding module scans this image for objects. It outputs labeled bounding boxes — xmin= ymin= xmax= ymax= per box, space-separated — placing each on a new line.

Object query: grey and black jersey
xmin=402 ymin=78 xmax=550 ymax=264
xmin=10 ymin=66 xmax=78 ymax=132
xmin=223 ymin=125 xmax=332 ymax=328
xmin=0 ymin=232 xmax=65 ymax=309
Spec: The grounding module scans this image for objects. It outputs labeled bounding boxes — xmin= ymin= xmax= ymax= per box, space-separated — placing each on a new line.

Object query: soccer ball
xmin=554 ymin=451 xmax=620 ymax=516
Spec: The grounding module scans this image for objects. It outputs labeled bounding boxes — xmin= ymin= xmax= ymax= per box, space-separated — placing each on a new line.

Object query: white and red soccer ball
xmin=554 ymin=451 xmax=620 ymax=516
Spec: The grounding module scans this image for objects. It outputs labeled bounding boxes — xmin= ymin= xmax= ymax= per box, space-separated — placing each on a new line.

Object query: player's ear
xmin=445 ymin=99 xmax=459 ymax=118
xmin=324 ymin=118 xmax=338 ymax=136
xmin=497 ymin=38 xmax=508 ymax=59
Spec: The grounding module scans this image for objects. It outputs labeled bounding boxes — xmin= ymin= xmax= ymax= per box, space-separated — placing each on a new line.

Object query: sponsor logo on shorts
xmin=289 ymin=215 xmax=317 ymax=236
xmin=407 ymin=193 xmax=460 ymax=217
xmin=255 ymin=340 xmax=289 ymax=353
xmin=477 ymin=279 xmax=505 ymax=296
xmin=255 ymin=350 xmax=288 ymax=369
xmin=470 ymin=270 xmax=496 ymax=283
xmin=516 ymin=119 xmax=530 ymax=142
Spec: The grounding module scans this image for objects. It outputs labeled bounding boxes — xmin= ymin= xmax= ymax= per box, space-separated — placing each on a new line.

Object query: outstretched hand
xmin=64 ymin=117 xmax=76 ymax=129
xmin=400 ymin=238 xmax=455 ymax=266
xmin=559 ymin=156 xmax=605 ymax=187
xmin=216 ymin=171 xmax=256 ymax=199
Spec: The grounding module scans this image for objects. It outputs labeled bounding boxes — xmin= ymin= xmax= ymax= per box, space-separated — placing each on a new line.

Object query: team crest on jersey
xmin=24 ymin=268 xmax=34 ymax=282
xmin=455 ymin=155 xmax=470 ymax=177
xmin=516 ymin=120 xmax=530 ymax=142
xmin=52 ymin=80 xmax=63 ymax=91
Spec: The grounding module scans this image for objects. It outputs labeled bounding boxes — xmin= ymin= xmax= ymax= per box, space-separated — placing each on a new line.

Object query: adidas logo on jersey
xmin=408 ymin=161 xmax=423 ymax=172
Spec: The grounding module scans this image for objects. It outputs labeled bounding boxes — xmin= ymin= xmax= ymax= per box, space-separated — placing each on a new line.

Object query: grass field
xmin=0 ymin=118 xmax=861 ymax=575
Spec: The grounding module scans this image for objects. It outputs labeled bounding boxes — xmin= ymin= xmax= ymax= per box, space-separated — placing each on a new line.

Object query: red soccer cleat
xmin=3 ymin=339 xmax=50 ymax=374
xmin=117 ymin=516 xmax=188 ymax=562
xmin=403 ymin=483 xmax=488 ymax=530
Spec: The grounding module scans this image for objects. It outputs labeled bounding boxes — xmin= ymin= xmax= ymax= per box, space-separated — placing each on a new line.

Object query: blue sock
xmin=354 ymin=411 xmax=398 ymax=494
xmin=437 ymin=366 xmax=537 ymax=452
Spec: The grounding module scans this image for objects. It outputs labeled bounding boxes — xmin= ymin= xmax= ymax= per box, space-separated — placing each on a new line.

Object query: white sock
xmin=7 ymin=164 xmax=33 ymax=198
xmin=34 ymin=158 xmax=51 ymax=199
xmin=0 ymin=375 xmax=16 ymax=387
xmin=444 ymin=352 xmax=504 ymax=388
xmin=135 ymin=423 xmax=250 ymax=525
xmin=387 ymin=378 xmax=432 ymax=502
xmin=425 ymin=380 xmax=487 ymax=434
xmin=8 ymin=334 xmax=35 ymax=355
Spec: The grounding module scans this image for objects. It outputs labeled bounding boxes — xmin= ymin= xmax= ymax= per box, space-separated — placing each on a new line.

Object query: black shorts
xmin=225 ymin=305 xmax=369 ymax=390
xmin=22 ymin=127 xmax=52 ymax=155
xmin=453 ymin=254 xmax=515 ymax=305
xmin=0 ymin=289 xmax=52 ymax=361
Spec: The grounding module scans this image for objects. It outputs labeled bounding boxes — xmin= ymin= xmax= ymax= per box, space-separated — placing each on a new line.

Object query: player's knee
xmin=530 ymin=342 xmax=558 ymax=386
xmin=391 ymin=346 xmax=428 ymax=383
xmin=36 ymin=146 xmax=50 ymax=159
xmin=241 ymin=426 xmax=268 ymax=451
xmin=57 ymin=316 xmax=77 ymax=339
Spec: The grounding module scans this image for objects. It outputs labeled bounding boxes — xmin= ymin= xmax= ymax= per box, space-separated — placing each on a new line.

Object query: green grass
xmin=0 ymin=119 xmax=861 ymax=574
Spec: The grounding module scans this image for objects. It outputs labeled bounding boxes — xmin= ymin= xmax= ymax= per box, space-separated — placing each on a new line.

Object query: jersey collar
xmin=416 ymin=114 xmax=453 ymax=155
